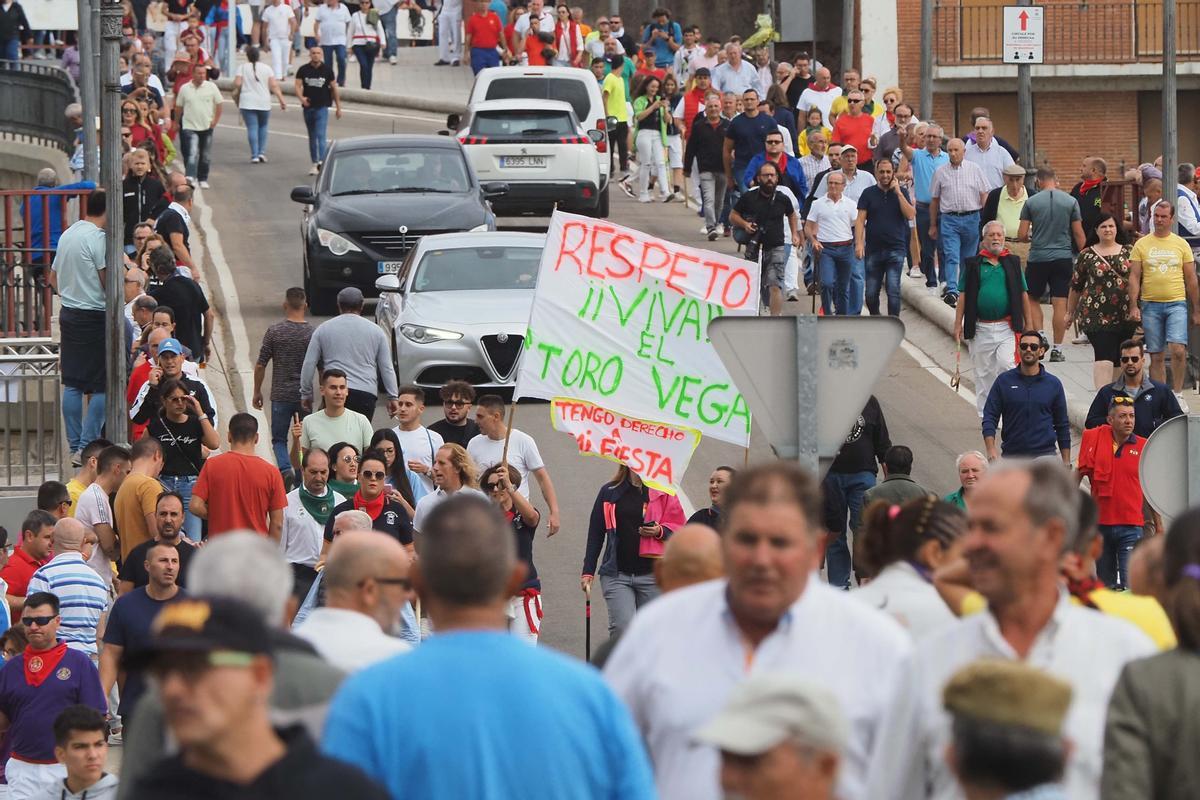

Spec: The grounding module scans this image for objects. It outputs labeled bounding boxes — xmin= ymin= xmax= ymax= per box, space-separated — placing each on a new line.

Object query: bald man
xmin=594 ymin=523 xmax=727 ymax=667
xmin=293 ymin=530 xmax=413 ymax=671
xmin=26 ymin=519 xmax=111 ymax=656
xmin=1128 ymin=535 xmax=1166 ymax=603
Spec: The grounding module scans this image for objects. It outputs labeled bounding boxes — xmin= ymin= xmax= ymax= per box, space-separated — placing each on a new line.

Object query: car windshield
xmin=484 ymin=77 xmax=591 ymax=123
xmin=328 ymin=148 xmax=471 ymax=196
xmin=471 ymin=110 xmax=577 ymax=138
xmin=411 ymin=247 xmax=541 ymax=292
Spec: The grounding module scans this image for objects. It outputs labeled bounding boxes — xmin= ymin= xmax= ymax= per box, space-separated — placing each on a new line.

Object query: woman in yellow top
xmin=797 ymin=107 xmax=832 ymax=158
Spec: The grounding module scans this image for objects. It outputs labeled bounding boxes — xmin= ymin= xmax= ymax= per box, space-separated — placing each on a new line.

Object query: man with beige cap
xmin=942 ymin=660 xmax=1073 ymax=800
xmin=694 ymin=674 xmax=847 ymax=800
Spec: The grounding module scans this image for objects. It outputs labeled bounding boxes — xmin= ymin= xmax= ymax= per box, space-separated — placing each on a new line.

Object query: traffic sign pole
xmin=795 ymin=315 xmax=819 ymax=475
xmin=1016 ymin=0 xmax=1035 ymax=190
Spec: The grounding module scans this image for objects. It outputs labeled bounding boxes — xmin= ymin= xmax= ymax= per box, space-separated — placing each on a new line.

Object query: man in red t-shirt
xmin=832 ymin=89 xmax=875 ymax=169
xmin=1076 ymin=396 xmax=1153 ymax=590
xmin=0 ymin=511 xmax=54 ymax=623
xmin=463 ymin=0 xmax=504 ymax=74
xmin=191 ymin=413 xmax=287 ymax=540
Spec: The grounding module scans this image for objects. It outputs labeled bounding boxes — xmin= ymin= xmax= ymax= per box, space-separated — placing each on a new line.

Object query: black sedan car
xmin=290 ymin=135 xmax=507 ymax=314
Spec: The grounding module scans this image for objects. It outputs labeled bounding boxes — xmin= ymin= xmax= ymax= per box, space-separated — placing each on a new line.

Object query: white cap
xmin=693 ymin=674 xmax=848 ymax=756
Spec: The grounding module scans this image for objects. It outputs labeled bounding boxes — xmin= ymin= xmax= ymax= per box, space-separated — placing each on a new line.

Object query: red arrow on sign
xmin=1018 ymin=9 xmax=1029 ymax=30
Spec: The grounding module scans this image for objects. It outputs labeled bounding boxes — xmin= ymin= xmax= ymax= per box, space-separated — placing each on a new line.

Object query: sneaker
xmin=1048 ymin=348 xmax=1065 ymax=362
xmin=673 ymin=190 xmax=686 ymax=202
xmin=662 ymin=193 xmax=675 ymax=203
xmin=787 ymin=289 xmax=801 ymax=301
xmin=251 ymin=156 xmax=261 ymax=164
xmin=1072 ymin=331 xmax=1089 ymax=344
xmin=943 ymin=291 xmax=959 ymax=307
xmin=389 ymin=55 xmax=397 ymax=64
xmin=199 ymin=180 xmax=210 ymax=189
xmin=450 ymin=60 xmax=460 ymax=67
xmin=433 ymin=59 xmax=450 ymax=66
xmin=186 ymin=176 xmax=197 ymax=187
xmin=618 ymin=179 xmax=635 ymax=198
xmin=707 ymin=228 xmax=719 ymax=241
xmin=259 ymin=154 xmax=268 ymax=163
xmin=309 ymin=164 xmax=320 ymax=175
xmin=70 ymin=450 xmax=82 ymax=468
xmin=1175 ymin=392 xmax=1190 ymax=413
xmin=107 ymin=730 xmax=123 ymax=746
xmin=638 ymin=193 xmax=652 ymax=203
xmin=723 ymin=225 xmax=732 ymax=237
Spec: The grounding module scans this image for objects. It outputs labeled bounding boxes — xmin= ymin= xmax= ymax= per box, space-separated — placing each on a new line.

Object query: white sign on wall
xmin=1002 ymin=5 xmax=1044 ymax=64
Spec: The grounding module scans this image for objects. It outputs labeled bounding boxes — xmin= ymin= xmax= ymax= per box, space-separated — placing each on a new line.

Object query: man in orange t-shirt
xmin=191 ymin=413 xmax=287 ymax=540
xmin=832 ymin=89 xmax=875 ymax=169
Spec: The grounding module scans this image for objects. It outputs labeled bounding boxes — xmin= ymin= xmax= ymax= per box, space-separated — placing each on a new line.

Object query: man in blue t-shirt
xmin=100 ymin=541 xmax=185 ymax=731
xmin=641 ymin=8 xmax=681 ymax=69
xmin=323 ymin=495 xmax=656 ymax=800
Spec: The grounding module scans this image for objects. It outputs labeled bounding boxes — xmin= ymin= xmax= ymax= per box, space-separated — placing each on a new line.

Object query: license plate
xmin=377 ymin=261 xmax=404 ymax=274
xmin=501 ymin=155 xmax=547 ymax=168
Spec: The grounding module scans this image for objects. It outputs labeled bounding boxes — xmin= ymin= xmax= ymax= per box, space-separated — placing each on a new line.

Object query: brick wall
xmin=1032 ymin=91 xmax=1141 ymax=175
xmin=897 ymin=0 xmax=921 ymax=103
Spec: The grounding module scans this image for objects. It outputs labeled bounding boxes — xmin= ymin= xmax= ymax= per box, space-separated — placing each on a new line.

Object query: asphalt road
xmin=193 ymin=97 xmax=985 ymax=657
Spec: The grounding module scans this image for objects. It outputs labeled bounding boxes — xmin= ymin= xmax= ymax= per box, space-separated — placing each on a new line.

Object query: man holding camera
xmin=731 ymin=161 xmax=801 ymax=317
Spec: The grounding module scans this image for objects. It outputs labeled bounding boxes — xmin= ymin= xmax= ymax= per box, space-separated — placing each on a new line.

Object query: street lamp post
xmin=78 ymin=0 xmax=99 ymax=182
xmin=100 ymin=0 xmax=128 ymax=445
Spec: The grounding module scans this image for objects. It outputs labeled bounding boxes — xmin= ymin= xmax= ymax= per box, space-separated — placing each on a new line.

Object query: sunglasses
xmin=485 ymin=481 xmax=506 ymax=491
xmin=848 ymin=99 xmax=863 ymax=104
xmin=21 ymin=615 xmax=57 ymax=627
xmin=360 ymin=469 xmax=386 ymax=480
xmin=1120 ymin=355 xmax=1141 ymax=363
xmin=1018 ymin=342 xmax=1042 ymax=351
xmin=1111 ymin=396 xmax=1135 ymax=405
xmin=766 ymin=139 xmax=783 ymax=144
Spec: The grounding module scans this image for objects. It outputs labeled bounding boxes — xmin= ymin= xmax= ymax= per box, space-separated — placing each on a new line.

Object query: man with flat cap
xmin=694 ymin=674 xmax=847 ymax=800
xmin=298 ymin=286 xmax=401 ymax=421
xmin=126 ymin=595 xmax=389 ymax=800
xmin=943 ymin=660 xmax=1073 ymax=800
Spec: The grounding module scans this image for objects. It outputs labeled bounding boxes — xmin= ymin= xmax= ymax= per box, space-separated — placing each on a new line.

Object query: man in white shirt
xmin=914 ymin=461 xmax=1156 ymax=800
xmin=797 ymin=67 xmax=839 ymax=125
xmin=293 ymin=530 xmax=412 ymax=671
xmin=1175 ymin=162 xmax=1200 ymax=239
xmin=671 ymin=24 xmax=702 ymax=85
xmin=710 ymin=42 xmax=759 ymax=96
xmin=411 ymin=444 xmax=487 ymax=533
xmin=467 ymin=394 xmax=561 ymax=535
xmin=281 ymin=448 xmax=346 ymax=601
xmin=806 ymin=170 xmax=864 ymax=317
xmin=513 ymin=0 xmax=553 ymax=57
xmin=811 ymin=144 xmax=876 ymax=202
xmin=260 ymin=0 xmax=297 ymax=78
xmin=964 ymin=116 xmax=1014 ymax=191
xmin=72 ymin=445 xmax=131 ymax=583
xmin=605 ymin=462 xmax=921 ymax=800
xmin=391 ymin=385 xmax=444 ymax=494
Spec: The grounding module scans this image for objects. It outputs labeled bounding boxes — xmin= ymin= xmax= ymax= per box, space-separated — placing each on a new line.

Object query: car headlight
xmin=469 ymin=223 xmax=490 ymax=232
xmin=400 ymin=323 xmax=463 ymax=344
xmin=316 ymin=228 xmax=361 ymax=256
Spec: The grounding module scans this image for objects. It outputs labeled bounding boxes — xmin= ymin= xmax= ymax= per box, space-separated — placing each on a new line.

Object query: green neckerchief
xmin=298 ymin=484 xmax=337 ymax=526
xmin=326 ymin=478 xmax=358 ymax=503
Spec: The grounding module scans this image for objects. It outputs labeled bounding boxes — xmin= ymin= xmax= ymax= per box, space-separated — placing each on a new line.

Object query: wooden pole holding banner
xmin=500 ymin=399 xmax=517 ymax=477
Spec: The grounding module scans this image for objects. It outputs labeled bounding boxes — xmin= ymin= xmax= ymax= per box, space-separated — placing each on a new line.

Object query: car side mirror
xmin=290 ymin=186 xmax=316 ymax=204
xmin=482 ymin=182 xmax=509 ymax=199
xmin=446 ymin=113 xmax=461 ymax=130
xmin=375 ymin=274 xmax=402 ymax=292
xmin=587 ymin=129 xmax=605 ymax=144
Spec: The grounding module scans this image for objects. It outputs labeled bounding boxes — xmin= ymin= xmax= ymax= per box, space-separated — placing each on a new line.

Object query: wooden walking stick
xmin=584 ymin=582 xmax=592 ymax=662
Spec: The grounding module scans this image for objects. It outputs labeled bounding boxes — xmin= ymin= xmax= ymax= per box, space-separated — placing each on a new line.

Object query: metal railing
xmin=0 ymin=189 xmax=92 ymax=338
xmin=0 ymin=339 xmax=63 ymax=490
xmin=0 ymin=61 xmax=77 ymax=152
xmin=934 ymin=1 xmax=1200 ymax=65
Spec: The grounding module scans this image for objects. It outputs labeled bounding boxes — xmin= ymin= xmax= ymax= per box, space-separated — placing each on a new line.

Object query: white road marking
xmin=218 ymin=97 xmax=445 ymax=124
xmin=899 ymin=338 xmax=978 ymax=410
xmin=215 ymin=123 xmax=310 ymax=141
xmin=191 ymin=186 xmax=276 ymax=461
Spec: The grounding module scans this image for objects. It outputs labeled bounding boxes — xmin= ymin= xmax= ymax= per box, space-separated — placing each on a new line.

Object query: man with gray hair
xmin=914 ymin=460 xmax=1156 ymax=800
xmin=945 ymin=450 xmax=986 ymax=510
xmin=695 ymin=675 xmax=847 ymax=800
xmin=323 ymin=495 xmax=657 ymax=800
xmin=117 ymin=532 xmax=345 ymax=800
xmin=28 ymin=167 xmax=97 ymax=259
xmin=1174 ymin=162 xmax=1200 ymax=241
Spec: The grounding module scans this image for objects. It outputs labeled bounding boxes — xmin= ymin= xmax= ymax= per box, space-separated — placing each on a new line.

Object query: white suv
xmin=457 ymin=99 xmax=607 ymax=217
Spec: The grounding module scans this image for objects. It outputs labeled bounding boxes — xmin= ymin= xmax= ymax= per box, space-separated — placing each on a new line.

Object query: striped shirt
xmin=257 ymin=319 xmax=315 ymax=404
xmin=27 ymin=553 xmax=109 ymax=656
xmin=930 ymin=160 xmax=990 ymax=213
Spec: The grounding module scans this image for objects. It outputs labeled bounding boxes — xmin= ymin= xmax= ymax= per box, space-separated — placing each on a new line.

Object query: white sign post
xmin=1003 ymin=5 xmax=1044 ymax=64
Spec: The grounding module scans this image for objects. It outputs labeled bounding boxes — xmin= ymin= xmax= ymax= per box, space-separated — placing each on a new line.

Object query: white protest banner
xmin=550 ymin=398 xmax=700 ymax=494
xmin=516 ymin=212 xmax=757 ymax=447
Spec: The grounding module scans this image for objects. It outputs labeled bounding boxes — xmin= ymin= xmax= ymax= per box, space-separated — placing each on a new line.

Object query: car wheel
xmin=596 ymin=185 xmax=610 ymax=218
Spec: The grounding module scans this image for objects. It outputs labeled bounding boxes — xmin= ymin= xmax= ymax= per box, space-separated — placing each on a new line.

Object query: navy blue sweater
xmin=1085 ymin=377 xmax=1183 ymax=439
xmin=982 ymin=366 xmax=1071 ymax=457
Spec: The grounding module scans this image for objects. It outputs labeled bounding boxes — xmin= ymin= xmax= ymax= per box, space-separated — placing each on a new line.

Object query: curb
xmin=898 ymin=279 xmax=1092 ymax=433
xmin=216 ymin=77 xmax=466 ymax=116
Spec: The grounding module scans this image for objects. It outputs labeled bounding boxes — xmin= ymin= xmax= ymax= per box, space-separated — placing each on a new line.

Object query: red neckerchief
xmin=770 ymin=152 xmax=789 ymax=173
xmin=353 ymin=490 xmax=385 ymax=521
xmin=1079 ymin=177 xmax=1104 ymax=194
xmin=23 ymin=643 xmax=68 ymax=688
xmin=885 ymin=110 xmax=896 ymax=127
xmin=979 ymin=247 xmax=1010 ymax=263
xmin=1065 ymin=575 xmax=1104 ymax=609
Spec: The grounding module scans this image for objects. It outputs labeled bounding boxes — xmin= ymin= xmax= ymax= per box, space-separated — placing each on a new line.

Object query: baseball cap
xmin=943 ymin=660 xmax=1072 ymax=737
xmin=840 ymin=144 xmax=858 ymax=155
xmin=693 ymin=67 xmax=711 ymax=78
xmin=693 ymin=675 xmax=848 ymax=756
xmin=124 ymin=596 xmax=273 ymax=670
xmin=337 ymin=286 xmax=364 ymax=307
xmin=157 ymin=337 xmax=183 ymax=356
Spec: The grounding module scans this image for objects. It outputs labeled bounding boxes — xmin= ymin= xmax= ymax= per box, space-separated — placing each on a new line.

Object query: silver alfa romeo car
xmin=374 ymin=231 xmax=546 ymax=391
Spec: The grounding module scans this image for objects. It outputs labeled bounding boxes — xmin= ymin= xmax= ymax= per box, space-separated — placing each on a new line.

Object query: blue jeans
xmin=302 ymin=106 xmax=329 ymax=163
xmin=380 ymin=7 xmax=398 ymax=58
xmin=240 ymin=108 xmax=270 ymax=159
xmin=352 ymin=44 xmax=375 ymax=89
xmin=1098 ymin=524 xmax=1142 ymax=590
xmin=271 ymin=400 xmax=303 ymax=477
xmin=818 ymin=243 xmax=861 ymax=316
xmin=3 ymin=38 xmax=19 ymax=61
xmin=160 ymin=474 xmax=202 ymax=542
xmin=822 ymin=470 xmax=876 ymax=589
xmin=916 ymin=202 xmax=945 ymax=287
xmin=864 ymin=246 xmax=906 ymax=316
xmin=322 ymin=44 xmax=346 ymax=86
xmin=938 ymin=211 xmax=979 ymax=294
xmin=62 ymin=388 xmax=105 ymax=453
xmin=180 ymin=128 xmax=213 ymax=181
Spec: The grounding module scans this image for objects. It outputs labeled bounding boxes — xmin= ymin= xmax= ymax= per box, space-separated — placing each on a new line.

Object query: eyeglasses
xmin=360 ymin=469 xmax=386 ymax=480
xmin=443 ymin=399 xmax=469 ymax=407
xmin=1120 ymin=355 xmax=1141 ymax=363
xmin=21 ymin=615 xmax=57 ymax=627
xmin=1018 ymin=342 xmax=1042 ymax=351
xmin=340 ymin=454 xmax=360 ymax=463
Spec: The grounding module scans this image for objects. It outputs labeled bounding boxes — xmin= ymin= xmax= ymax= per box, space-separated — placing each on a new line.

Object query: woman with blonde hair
xmin=411 ymin=443 xmax=487 ymax=533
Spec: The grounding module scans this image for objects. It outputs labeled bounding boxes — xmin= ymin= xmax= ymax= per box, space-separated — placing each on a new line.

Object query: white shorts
xmin=666 ymin=134 xmax=683 ymax=170
xmin=506 ymin=593 xmax=542 ymax=645
xmin=5 ymin=759 xmax=66 ymax=800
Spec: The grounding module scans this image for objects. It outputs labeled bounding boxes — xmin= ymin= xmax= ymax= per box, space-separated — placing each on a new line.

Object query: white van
xmin=464 ymin=66 xmax=612 ymax=197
